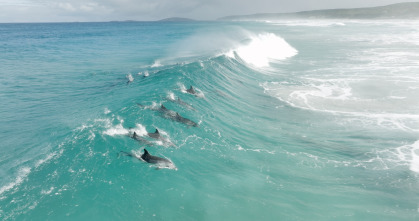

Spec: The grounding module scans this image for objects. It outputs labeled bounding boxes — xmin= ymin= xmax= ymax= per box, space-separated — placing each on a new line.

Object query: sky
xmin=0 ymin=0 xmax=413 ymax=22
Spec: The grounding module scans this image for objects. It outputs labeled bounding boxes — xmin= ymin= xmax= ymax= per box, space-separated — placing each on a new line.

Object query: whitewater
xmin=0 ymin=20 xmax=418 ymax=220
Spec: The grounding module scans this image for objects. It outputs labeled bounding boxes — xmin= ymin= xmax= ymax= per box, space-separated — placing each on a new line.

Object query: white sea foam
xmin=356 ymin=140 xmax=419 ymax=173
xmin=41 ymin=187 xmax=55 ymax=195
xmin=281 ymin=140 xmax=419 ymax=173
xmin=102 ymin=117 xmax=147 ymax=137
xmin=126 ymin=74 xmax=134 ymax=83
xmin=0 ymin=145 xmax=64 ymax=196
xmin=129 ymin=123 xmax=148 ymax=137
xmin=88 ymin=130 xmax=96 ymax=140
xmin=103 ymin=123 xmax=128 ymax=136
xmin=167 ymin=91 xmax=176 ymax=101
xmin=178 ymin=83 xmax=187 ymax=93
xmin=151 ymin=60 xmax=162 ymax=68
xmin=0 ymin=167 xmax=31 ymax=195
xmin=143 ymin=101 xmax=160 ymax=110
xmin=395 ymin=140 xmax=419 ymax=173
xmin=138 ymin=71 xmax=149 ymax=77
xmin=261 ymin=78 xmax=419 ymax=132
xmin=35 ymin=152 xmax=56 ymax=168
xmin=227 ymin=33 xmax=298 ymax=67
xmin=102 ymin=117 xmax=128 ymax=136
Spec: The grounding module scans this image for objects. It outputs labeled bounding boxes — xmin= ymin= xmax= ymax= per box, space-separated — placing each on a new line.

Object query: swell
xmin=0 ymin=41 xmax=284 ymax=219
xmin=3 ymin=23 xmax=418 ymax=220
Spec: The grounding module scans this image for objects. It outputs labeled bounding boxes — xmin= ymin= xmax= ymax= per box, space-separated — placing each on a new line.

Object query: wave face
xmin=1 ymin=20 xmax=419 ymax=220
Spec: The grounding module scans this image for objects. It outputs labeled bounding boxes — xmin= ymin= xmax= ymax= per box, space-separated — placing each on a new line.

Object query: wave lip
xmin=228 ymin=33 xmax=298 ymax=67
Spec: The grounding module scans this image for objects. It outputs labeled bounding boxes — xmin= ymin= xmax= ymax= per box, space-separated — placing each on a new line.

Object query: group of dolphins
xmin=119 ymin=85 xmax=200 ymax=170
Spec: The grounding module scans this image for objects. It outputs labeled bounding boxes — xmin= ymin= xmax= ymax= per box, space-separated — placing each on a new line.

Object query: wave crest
xmin=227 ymin=33 xmax=298 ymax=67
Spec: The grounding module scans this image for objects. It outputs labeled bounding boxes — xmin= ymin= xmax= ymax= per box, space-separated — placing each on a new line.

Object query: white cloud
xmin=0 ymin=0 xmax=410 ymax=22
xmin=55 ymin=2 xmax=76 ymax=12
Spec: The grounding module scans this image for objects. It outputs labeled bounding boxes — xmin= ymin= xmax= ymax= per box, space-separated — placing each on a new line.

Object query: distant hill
xmin=157 ymin=17 xmax=195 ymax=22
xmin=218 ymin=2 xmax=419 ymax=20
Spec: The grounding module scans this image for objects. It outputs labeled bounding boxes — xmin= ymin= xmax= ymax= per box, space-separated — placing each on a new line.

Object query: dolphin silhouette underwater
xmin=159 ymin=105 xmax=198 ymax=127
xmin=175 ymin=97 xmax=196 ymax=110
xmin=166 ymin=95 xmax=196 ymax=111
xmin=129 ymin=131 xmax=154 ymax=146
xmin=119 ymin=149 xmax=177 ymax=170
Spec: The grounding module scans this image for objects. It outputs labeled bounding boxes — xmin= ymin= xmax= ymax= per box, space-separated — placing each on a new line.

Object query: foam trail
xmin=129 ymin=124 xmax=148 ymax=137
xmin=167 ymin=91 xmax=176 ymax=101
xmin=103 ymin=123 xmax=128 ymax=136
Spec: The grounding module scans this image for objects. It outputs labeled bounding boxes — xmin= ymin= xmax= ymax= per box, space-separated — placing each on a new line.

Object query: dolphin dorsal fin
xmin=155 ymin=129 xmax=159 ymax=134
xmin=143 ymin=149 xmax=150 ymax=158
xmin=133 ymin=132 xmax=137 ymax=136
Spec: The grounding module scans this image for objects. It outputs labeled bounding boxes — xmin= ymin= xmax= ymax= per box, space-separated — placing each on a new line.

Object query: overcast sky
xmin=0 ymin=0 xmax=412 ymax=22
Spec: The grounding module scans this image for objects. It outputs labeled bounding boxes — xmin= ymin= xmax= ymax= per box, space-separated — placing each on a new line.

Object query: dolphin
xmin=147 ymin=129 xmax=161 ymax=139
xmin=175 ymin=113 xmax=198 ymax=127
xmin=174 ymin=98 xmax=196 ymax=111
xmin=159 ymin=105 xmax=198 ymax=127
xmin=160 ymin=104 xmax=170 ymax=112
xmin=141 ymin=149 xmax=171 ymax=165
xmin=186 ymin=86 xmax=197 ymax=95
xmin=147 ymin=129 xmax=176 ymax=147
xmin=159 ymin=104 xmax=177 ymax=118
xmin=130 ymin=131 xmax=154 ymax=146
xmin=119 ymin=149 xmax=177 ymax=170
xmin=140 ymin=104 xmax=198 ymax=127
xmin=166 ymin=95 xmax=196 ymax=111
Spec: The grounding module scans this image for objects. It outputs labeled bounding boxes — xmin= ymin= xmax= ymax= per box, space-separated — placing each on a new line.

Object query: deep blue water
xmin=1 ymin=20 xmax=419 ymax=220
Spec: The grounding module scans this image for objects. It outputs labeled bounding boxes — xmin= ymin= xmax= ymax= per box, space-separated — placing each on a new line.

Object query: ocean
xmin=0 ymin=20 xmax=418 ymax=220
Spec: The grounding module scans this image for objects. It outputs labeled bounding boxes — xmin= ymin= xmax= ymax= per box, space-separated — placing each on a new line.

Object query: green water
xmin=0 ymin=20 xmax=418 ymax=220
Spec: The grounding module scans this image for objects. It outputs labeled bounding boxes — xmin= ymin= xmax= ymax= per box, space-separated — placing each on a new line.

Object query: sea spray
xmin=227 ymin=33 xmax=298 ymax=67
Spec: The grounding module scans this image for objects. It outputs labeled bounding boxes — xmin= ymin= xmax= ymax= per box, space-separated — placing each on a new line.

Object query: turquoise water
xmin=1 ymin=20 xmax=419 ymax=220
